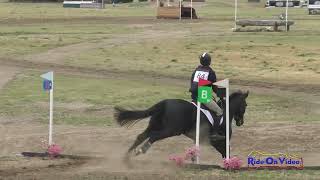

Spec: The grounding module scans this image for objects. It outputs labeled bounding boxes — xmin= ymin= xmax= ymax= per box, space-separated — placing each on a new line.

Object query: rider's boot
xmin=204 ymin=99 xmax=225 ymax=141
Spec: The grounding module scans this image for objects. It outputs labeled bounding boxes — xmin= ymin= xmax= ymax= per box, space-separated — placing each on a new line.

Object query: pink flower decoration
xmin=47 ymin=144 xmax=62 ymax=157
xmin=169 ymin=155 xmax=185 ymax=166
xmin=184 ymin=146 xmax=200 ymax=162
xmin=169 ymin=146 xmax=201 ymax=167
xmin=223 ymin=156 xmax=242 ymax=170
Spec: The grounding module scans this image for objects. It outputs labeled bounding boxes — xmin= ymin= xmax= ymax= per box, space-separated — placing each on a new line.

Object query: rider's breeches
xmin=203 ymin=99 xmax=223 ymax=116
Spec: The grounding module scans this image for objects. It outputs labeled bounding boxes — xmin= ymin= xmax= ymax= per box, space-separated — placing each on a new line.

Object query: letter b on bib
xmin=201 ymin=90 xmax=208 ymax=99
xmin=198 ymin=86 xmax=212 ymax=103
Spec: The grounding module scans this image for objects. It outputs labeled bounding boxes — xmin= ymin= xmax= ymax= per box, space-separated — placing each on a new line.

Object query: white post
xmin=190 ymin=0 xmax=193 ymax=20
xmin=213 ymin=79 xmax=230 ymax=159
xmin=234 ymin=0 xmax=237 ymax=29
xmin=225 ymin=79 xmax=230 ymax=159
xmin=156 ymin=0 xmax=159 ymax=18
xmin=179 ymin=0 xmax=182 ymax=20
xmin=49 ymin=73 xmax=54 ymax=146
xmin=196 ymin=101 xmax=201 ymax=164
xmin=286 ymin=0 xmax=289 ymax=32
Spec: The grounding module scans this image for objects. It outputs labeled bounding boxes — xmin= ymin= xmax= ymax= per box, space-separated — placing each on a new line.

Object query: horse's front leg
xmin=212 ymin=128 xmax=232 ymax=158
xmin=210 ymin=139 xmax=226 ymax=158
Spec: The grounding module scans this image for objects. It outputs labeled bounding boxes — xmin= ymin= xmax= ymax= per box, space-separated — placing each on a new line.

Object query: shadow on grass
xmin=21 ymin=152 xmax=90 ymax=160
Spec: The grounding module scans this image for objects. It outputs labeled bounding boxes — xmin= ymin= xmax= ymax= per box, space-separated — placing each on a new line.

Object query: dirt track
xmin=1 ymin=120 xmax=320 ymax=179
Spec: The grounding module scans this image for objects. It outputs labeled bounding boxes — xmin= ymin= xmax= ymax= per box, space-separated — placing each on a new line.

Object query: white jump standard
xmin=195 ymin=79 xmax=231 ymax=164
xmin=41 ymin=71 xmax=54 ymax=146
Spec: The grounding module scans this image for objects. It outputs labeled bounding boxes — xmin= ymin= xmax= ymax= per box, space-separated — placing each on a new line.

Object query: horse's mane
xmin=230 ymin=90 xmax=244 ymax=100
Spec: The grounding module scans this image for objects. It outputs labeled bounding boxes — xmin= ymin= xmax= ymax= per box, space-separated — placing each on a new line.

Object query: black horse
xmin=114 ymin=90 xmax=249 ymax=158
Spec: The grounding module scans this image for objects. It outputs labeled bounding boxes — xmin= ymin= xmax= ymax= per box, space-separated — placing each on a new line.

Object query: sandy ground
xmin=1 ymin=120 xmax=320 ymax=179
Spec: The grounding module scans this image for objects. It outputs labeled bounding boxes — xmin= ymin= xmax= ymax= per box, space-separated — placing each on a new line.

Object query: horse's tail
xmin=114 ymin=100 xmax=166 ymax=127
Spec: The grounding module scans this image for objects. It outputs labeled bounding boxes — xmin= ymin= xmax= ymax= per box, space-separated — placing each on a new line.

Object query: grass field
xmin=0 ymin=71 xmax=318 ymax=126
xmin=0 ymin=71 xmax=186 ymax=125
xmin=0 ymin=0 xmax=319 ymax=179
xmin=1 ymin=1 xmax=319 ymax=85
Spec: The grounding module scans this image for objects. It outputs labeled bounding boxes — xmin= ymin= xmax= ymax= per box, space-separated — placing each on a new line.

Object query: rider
xmin=189 ymin=52 xmax=225 ymax=141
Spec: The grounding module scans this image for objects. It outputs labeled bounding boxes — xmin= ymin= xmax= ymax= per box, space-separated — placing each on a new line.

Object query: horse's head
xmin=231 ymin=90 xmax=249 ymax=126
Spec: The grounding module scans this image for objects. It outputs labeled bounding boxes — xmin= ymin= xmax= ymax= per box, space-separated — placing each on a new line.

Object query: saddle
xmin=190 ymin=100 xmax=224 ymax=126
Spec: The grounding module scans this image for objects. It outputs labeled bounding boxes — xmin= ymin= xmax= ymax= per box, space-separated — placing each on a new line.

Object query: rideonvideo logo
xmin=247 ymin=151 xmax=304 ymax=169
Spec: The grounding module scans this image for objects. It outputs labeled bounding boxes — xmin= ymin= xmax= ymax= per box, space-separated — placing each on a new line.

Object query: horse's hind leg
xmin=136 ymin=130 xmax=173 ymax=155
xmin=127 ymin=129 xmax=149 ymax=154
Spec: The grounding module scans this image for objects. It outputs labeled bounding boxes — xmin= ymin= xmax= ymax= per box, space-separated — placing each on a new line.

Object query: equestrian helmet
xmin=199 ymin=52 xmax=211 ymax=66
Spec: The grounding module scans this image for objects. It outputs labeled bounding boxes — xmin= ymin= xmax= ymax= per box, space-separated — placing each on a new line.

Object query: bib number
xmin=193 ymin=71 xmax=209 ymax=82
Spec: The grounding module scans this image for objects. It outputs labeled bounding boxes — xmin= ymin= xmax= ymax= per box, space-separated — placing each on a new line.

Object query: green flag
xmin=198 ymin=86 xmax=212 ymax=103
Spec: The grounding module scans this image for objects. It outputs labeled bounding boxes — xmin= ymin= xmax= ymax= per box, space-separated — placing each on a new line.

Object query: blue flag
xmin=43 ymin=80 xmax=52 ymax=91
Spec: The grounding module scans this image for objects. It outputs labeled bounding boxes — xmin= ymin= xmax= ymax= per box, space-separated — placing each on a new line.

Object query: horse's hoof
xmin=134 ymin=148 xmax=143 ymax=156
xmin=134 ymin=148 xmax=142 ymax=156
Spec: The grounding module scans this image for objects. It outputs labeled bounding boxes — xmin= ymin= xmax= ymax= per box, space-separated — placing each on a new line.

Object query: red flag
xmin=198 ymin=78 xmax=212 ymax=87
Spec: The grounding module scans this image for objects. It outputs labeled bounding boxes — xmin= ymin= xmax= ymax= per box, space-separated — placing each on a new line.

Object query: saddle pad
xmin=191 ymin=102 xmax=223 ymax=126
